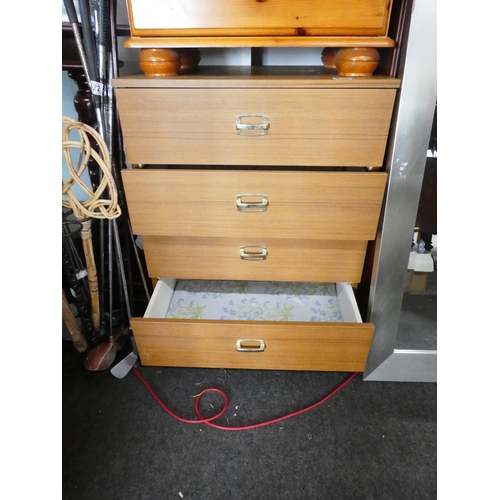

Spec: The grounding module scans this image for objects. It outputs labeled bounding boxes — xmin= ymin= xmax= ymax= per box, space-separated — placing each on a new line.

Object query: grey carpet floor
xmin=62 ymin=341 xmax=437 ymax=500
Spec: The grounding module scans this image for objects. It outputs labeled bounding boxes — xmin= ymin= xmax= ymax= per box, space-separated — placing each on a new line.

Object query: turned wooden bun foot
xmin=139 ymin=48 xmax=201 ymax=76
xmin=180 ymin=48 xmax=201 ymax=71
xmin=321 ymin=48 xmax=380 ymax=77
xmin=139 ymin=48 xmax=182 ymax=76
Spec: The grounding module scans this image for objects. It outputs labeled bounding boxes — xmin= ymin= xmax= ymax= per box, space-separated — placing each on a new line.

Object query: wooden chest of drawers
xmin=114 ymin=67 xmax=400 ymax=372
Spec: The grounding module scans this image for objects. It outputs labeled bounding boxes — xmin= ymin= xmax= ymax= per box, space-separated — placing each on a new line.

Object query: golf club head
xmin=110 ymin=351 xmax=139 ymax=379
xmin=83 ymin=341 xmax=117 ymax=371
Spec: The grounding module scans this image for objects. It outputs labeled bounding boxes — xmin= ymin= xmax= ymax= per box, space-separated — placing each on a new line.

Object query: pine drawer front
xmin=131 ymin=279 xmax=374 ymax=372
xmin=115 ymin=87 xmax=397 ymax=167
xmin=127 ymin=0 xmax=393 ymax=37
xmin=141 ymin=236 xmax=368 ymax=283
xmin=121 ymin=170 xmax=387 ymax=241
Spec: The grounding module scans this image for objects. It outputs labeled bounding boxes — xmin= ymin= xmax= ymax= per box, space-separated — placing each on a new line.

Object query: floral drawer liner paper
xmin=166 ymin=280 xmax=343 ymax=322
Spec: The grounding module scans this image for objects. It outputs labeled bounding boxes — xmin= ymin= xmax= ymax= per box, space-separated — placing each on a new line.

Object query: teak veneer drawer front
xmin=127 ymin=0 xmax=393 ymax=37
xmin=115 ymin=87 xmax=397 ymax=167
xmin=142 ymin=236 xmax=368 ymax=283
xmin=132 ymin=279 xmax=374 ymax=372
xmin=122 ymin=170 xmax=387 ymax=241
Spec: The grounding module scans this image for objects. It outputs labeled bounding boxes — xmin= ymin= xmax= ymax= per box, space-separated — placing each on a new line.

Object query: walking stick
xmin=62 ymin=289 xmax=89 ymax=353
xmin=62 ymin=227 xmax=95 ymax=342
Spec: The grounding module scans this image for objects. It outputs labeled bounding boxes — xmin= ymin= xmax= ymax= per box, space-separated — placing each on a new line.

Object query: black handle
xmin=97 ymin=0 xmax=109 ymax=48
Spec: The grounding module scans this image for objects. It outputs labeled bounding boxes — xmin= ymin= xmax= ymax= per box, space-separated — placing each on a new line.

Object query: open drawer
xmin=131 ymin=279 xmax=374 ymax=372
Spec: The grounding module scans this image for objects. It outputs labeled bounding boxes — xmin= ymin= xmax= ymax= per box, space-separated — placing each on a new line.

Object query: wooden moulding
xmin=112 ymin=68 xmax=401 ymax=88
xmin=126 ymin=36 xmax=396 ymax=49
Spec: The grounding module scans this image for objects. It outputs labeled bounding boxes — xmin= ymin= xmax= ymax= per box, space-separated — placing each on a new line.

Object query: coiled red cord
xmin=132 ymin=367 xmax=358 ymax=431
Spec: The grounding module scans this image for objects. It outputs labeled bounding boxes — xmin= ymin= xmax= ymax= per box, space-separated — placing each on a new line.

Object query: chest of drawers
xmin=113 ymin=67 xmax=400 ymax=372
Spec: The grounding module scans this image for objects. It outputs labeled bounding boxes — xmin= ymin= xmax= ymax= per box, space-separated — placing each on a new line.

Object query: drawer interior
xmin=144 ymin=279 xmax=362 ymax=324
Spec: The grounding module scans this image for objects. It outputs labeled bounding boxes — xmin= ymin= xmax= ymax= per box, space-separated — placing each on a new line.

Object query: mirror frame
xmin=364 ymin=0 xmax=437 ymax=382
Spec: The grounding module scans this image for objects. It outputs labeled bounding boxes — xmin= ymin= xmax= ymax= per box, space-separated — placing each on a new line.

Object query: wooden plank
xmin=124 ymin=35 xmax=396 ymax=48
xmin=112 ymin=68 xmax=401 ymax=89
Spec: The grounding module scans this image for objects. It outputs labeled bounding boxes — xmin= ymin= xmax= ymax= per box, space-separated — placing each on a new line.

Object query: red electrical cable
xmin=132 ymin=366 xmax=358 ymax=431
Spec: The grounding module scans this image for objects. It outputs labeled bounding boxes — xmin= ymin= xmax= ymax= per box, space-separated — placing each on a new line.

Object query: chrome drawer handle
xmin=239 ymin=245 xmax=267 ymax=260
xmin=236 ymin=339 xmax=266 ymax=352
xmin=235 ymin=115 xmax=270 ymax=136
xmin=236 ymin=194 xmax=268 ymax=212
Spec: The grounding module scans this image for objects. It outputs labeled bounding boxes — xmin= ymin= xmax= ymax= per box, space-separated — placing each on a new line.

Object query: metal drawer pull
xmin=236 ymin=339 xmax=266 ymax=352
xmin=239 ymin=245 xmax=267 ymax=260
xmin=235 ymin=115 xmax=270 ymax=136
xmin=236 ymin=194 xmax=268 ymax=212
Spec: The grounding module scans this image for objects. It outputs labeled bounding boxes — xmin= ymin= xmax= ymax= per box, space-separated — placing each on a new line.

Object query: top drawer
xmin=114 ymin=75 xmax=399 ymax=167
xmin=127 ymin=0 xmax=393 ymax=37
